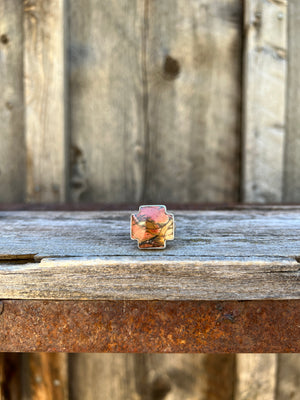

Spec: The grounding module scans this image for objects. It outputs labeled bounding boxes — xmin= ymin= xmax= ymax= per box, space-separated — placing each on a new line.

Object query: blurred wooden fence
xmin=0 ymin=0 xmax=299 ymax=399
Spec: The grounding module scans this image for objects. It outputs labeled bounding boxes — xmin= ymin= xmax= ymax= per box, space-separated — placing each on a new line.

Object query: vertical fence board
xmin=137 ymin=354 xmax=235 ymax=400
xmin=284 ymin=0 xmax=300 ymax=202
xmin=144 ymin=0 xmax=242 ymax=203
xmin=277 ymin=354 xmax=300 ymax=400
xmin=69 ymin=0 xmax=241 ymax=204
xmin=69 ymin=355 xmax=140 ymax=400
xmin=135 ymin=355 xmax=209 ymax=400
xmin=0 ymin=0 xmax=25 ymax=203
xmin=69 ymin=0 xmax=145 ymax=202
xmin=24 ymin=0 xmax=67 ymax=202
xmin=204 ymin=355 xmax=236 ymax=400
xmin=22 ymin=354 xmax=68 ymax=400
xmin=243 ymin=0 xmax=287 ymax=202
xmin=235 ymin=355 xmax=277 ymax=400
xmin=69 ymin=354 xmax=235 ymax=400
xmin=0 ymin=353 xmax=22 ymax=400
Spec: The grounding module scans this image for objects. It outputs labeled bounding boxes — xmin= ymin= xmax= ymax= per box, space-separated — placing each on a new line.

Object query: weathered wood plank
xmin=235 ymin=355 xmax=277 ymax=400
xmin=69 ymin=0 xmax=144 ymax=202
xmin=136 ymin=354 xmax=235 ymax=400
xmin=0 ymin=209 xmax=299 ymax=300
xmin=204 ymin=355 xmax=235 ymax=400
xmin=144 ymin=0 xmax=242 ymax=203
xmin=0 ymin=0 xmax=25 ymax=203
xmin=69 ymin=0 xmax=241 ymax=204
xmin=135 ymin=355 xmax=210 ymax=400
xmin=277 ymin=354 xmax=300 ymax=400
xmin=24 ymin=0 xmax=67 ymax=202
xmin=284 ymin=0 xmax=300 ymax=202
xmin=243 ymin=0 xmax=287 ymax=202
xmin=0 ymin=257 xmax=299 ymax=301
xmin=0 ymin=209 xmax=299 ymax=259
xmin=0 ymin=353 xmax=22 ymax=400
xmin=22 ymin=354 xmax=68 ymax=400
xmin=69 ymin=355 xmax=141 ymax=400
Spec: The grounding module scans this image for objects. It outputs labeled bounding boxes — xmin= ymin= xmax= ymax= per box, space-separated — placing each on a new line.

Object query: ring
xmin=130 ymin=205 xmax=175 ymax=249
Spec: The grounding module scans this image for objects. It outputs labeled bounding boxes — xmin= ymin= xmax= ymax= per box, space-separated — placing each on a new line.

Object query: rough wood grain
xmin=0 ymin=257 xmax=299 ymax=301
xmin=70 ymin=354 xmax=235 ymax=399
xmin=235 ymin=355 xmax=277 ymax=400
xmin=22 ymin=354 xmax=68 ymax=400
xmin=0 ymin=209 xmax=299 ymax=300
xmin=69 ymin=355 xmax=234 ymax=400
xmin=243 ymin=0 xmax=287 ymax=202
xmin=284 ymin=0 xmax=300 ymax=202
xmin=135 ymin=354 xmax=235 ymax=400
xmin=69 ymin=355 xmax=141 ymax=400
xmin=0 ymin=0 xmax=25 ymax=203
xmin=0 ymin=209 xmax=299 ymax=259
xmin=277 ymin=354 xmax=300 ymax=400
xmin=69 ymin=0 xmax=145 ymax=202
xmin=144 ymin=0 xmax=242 ymax=203
xmin=69 ymin=0 xmax=241 ymax=204
xmin=24 ymin=0 xmax=67 ymax=202
xmin=134 ymin=355 xmax=211 ymax=400
xmin=0 ymin=354 xmax=21 ymax=400
xmin=204 ymin=355 xmax=236 ymax=400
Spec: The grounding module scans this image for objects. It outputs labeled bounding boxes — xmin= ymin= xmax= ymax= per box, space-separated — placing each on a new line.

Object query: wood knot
xmin=0 ymin=34 xmax=9 ymax=45
xmin=163 ymin=55 xmax=180 ymax=80
xmin=5 ymin=102 xmax=13 ymax=111
xmin=151 ymin=374 xmax=171 ymax=400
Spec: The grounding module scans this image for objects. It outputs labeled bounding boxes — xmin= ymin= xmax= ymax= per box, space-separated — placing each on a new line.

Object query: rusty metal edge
xmin=0 ymin=300 xmax=299 ymax=353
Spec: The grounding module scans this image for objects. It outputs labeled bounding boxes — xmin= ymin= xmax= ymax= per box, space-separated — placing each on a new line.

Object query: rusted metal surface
xmin=0 ymin=300 xmax=299 ymax=352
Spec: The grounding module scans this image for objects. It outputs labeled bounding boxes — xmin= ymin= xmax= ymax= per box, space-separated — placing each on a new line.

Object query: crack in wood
xmin=0 ymin=254 xmax=38 ymax=264
xmin=141 ymin=0 xmax=150 ymax=202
